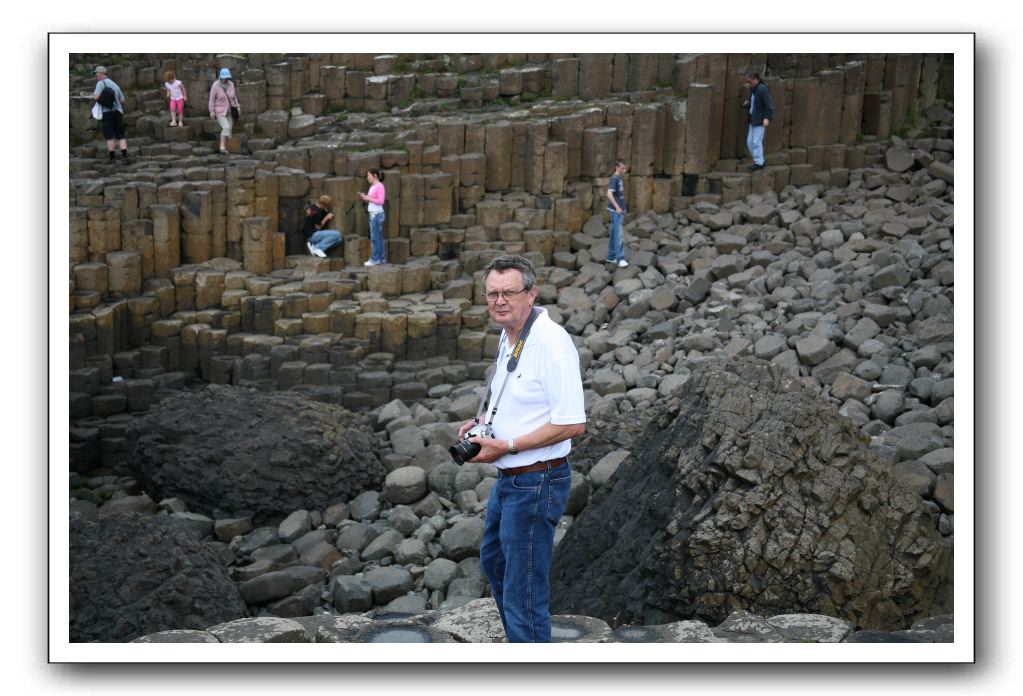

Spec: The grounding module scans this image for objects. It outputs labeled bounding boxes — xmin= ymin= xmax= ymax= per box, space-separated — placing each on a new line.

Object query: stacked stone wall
xmin=68 ymin=51 xmax=953 ymax=442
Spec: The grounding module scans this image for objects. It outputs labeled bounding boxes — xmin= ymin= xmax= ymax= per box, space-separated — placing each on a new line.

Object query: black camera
xmin=449 ymin=422 xmax=493 ymax=464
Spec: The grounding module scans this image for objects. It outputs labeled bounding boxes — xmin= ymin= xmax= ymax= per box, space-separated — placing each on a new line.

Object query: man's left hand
xmin=469 ymin=438 xmax=509 ymax=464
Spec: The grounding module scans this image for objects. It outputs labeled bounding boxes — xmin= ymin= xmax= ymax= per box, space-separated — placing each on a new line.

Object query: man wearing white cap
xmin=208 ymin=68 xmax=241 ymax=155
xmin=91 ymin=66 xmax=128 ymax=163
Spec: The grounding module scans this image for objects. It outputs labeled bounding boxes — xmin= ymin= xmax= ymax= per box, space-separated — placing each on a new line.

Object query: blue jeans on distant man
xmin=369 ymin=212 xmax=386 ymax=263
xmin=480 ymin=461 xmax=572 ymax=643
xmin=747 ymin=124 xmax=765 ymax=166
xmin=607 ymin=210 xmax=624 ymax=262
xmin=309 ymin=229 xmax=341 ymax=253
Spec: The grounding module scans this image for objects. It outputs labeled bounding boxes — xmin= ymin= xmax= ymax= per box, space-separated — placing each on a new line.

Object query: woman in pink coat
xmin=208 ymin=68 xmax=240 ymax=155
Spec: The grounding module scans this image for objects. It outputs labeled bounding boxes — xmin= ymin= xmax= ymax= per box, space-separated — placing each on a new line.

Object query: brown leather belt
xmin=498 ymin=457 xmax=568 ymax=477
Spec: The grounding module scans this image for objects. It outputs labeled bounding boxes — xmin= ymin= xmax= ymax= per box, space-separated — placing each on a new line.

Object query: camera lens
xmin=449 ymin=439 xmax=482 ymax=464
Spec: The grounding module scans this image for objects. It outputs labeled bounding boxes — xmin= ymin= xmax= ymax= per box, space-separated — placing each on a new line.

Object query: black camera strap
xmin=473 ymin=307 xmax=541 ymax=426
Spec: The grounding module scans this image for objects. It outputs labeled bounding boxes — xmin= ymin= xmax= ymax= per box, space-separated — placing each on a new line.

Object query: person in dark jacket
xmin=743 ymin=73 xmax=774 ymax=171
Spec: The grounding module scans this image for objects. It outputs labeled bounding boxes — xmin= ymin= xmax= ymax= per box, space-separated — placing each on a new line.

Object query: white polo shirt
xmin=485 ymin=307 xmax=586 ymax=469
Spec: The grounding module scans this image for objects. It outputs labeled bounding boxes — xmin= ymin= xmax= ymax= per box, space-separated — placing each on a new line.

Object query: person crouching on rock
xmin=304 ymin=195 xmax=339 ymax=258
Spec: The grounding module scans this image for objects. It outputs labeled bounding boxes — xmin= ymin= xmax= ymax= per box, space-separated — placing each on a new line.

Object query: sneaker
xmin=749 ymin=163 xmax=765 ymax=171
xmin=364 ymin=259 xmax=377 ymax=267
xmin=219 ymin=149 xmax=229 ymax=155
xmin=617 ymin=259 xmax=629 ymax=268
xmin=313 ymin=247 xmax=326 ymax=258
xmin=306 ymin=242 xmax=316 ymax=256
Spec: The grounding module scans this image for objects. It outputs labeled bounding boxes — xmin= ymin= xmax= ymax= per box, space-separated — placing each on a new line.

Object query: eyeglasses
xmin=485 ymin=288 xmax=527 ymax=302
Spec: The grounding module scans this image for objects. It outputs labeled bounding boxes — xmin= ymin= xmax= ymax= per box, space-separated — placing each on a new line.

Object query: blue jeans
xmin=309 ymin=229 xmax=341 ymax=252
xmin=607 ymin=210 xmax=624 ymax=262
xmin=747 ymin=124 xmax=765 ymax=165
xmin=480 ymin=461 xmax=572 ymax=643
xmin=369 ymin=212 xmax=386 ymax=263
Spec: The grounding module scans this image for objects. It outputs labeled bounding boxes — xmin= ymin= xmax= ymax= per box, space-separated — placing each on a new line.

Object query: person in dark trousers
xmin=743 ymin=73 xmax=774 ymax=171
xmin=92 ymin=66 xmax=128 ymax=163
xmin=605 ymin=159 xmax=629 ymax=267
xmin=458 ymin=255 xmax=586 ymax=642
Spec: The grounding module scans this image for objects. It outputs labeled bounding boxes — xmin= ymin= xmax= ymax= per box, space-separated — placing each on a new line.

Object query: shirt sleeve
xmin=541 ymin=333 xmax=586 ymax=425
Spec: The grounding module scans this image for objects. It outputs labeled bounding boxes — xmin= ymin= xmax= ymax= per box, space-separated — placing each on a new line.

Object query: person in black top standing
xmin=743 ymin=73 xmax=774 ymax=171
xmin=92 ymin=66 xmax=128 ymax=163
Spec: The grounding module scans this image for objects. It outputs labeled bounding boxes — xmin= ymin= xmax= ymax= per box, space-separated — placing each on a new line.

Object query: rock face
xmin=130 ymin=385 xmax=385 ymax=522
xmin=70 ymin=512 xmax=247 ymax=642
xmin=550 ymin=359 xmax=952 ymax=631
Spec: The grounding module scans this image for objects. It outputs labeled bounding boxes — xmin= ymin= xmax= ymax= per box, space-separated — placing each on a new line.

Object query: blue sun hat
xmin=219 ymin=68 xmax=232 ymax=79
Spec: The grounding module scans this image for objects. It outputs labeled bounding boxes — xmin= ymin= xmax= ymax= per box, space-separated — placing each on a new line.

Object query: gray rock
xmin=130 ymin=385 xmax=384 ymax=523
xmin=429 ymin=598 xmax=507 ymax=643
xmin=70 ymin=513 xmax=247 ymax=642
xmin=872 ymin=389 xmax=906 ymax=424
xmin=132 ymin=629 xmax=220 ymax=643
xmin=658 ymin=372 xmax=690 ymax=398
xmin=795 ymin=335 xmax=837 ymax=366
xmin=589 ymin=450 xmax=629 ymax=488
xmin=424 ymin=558 xmax=461 ymax=591
xmin=323 ymin=502 xmax=350 ymax=527
xmin=385 ymin=505 xmax=420 ymax=535
xmin=879 ymin=422 xmax=946 ymax=461
xmin=886 ymin=147 xmax=915 ymax=173
xmin=933 ymin=474 xmax=953 ymax=512
xmin=349 ymin=491 xmax=382 ymax=521
xmin=169 ymin=512 xmax=215 ymax=539
xmin=364 ymin=566 xmax=414 ymax=604
xmin=439 ymin=517 xmax=485 ymax=561
xmin=880 ymin=364 xmax=915 ymax=388
xmin=383 ymin=466 xmax=428 ymax=505
xmin=207 ymin=617 xmax=308 ymax=643
xmin=277 ymin=510 xmax=312 ymax=543
xmin=332 ymin=576 xmax=373 ymax=613
xmin=394 ymin=538 xmax=429 ymax=566
xmin=239 ymin=566 xmax=325 ymax=606
xmin=428 ymin=462 xmax=460 ymax=499
xmin=918 ymin=448 xmax=954 ymax=475
xmin=231 ymin=527 xmax=280 ymax=557
xmin=811 ymin=349 xmax=860 ymax=384
xmin=360 ymin=529 xmax=405 ymax=561
xmin=754 ymin=334 xmax=788 ymax=361
xmin=550 ymin=359 xmax=951 ymax=631
xmin=765 ymin=614 xmax=855 ymax=643
xmin=565 ymin=473 xmax=589 ymax=517
xmin=872 ymin=264 xmax=911 ymax=289
xmin=590 ymin=369 xmax=627 ymax=396
xmin=831 ymin=373 xmax=871 ymax=401
xmin=892 ymin=460 xmax=936 ymax=497
xmin=336 ymin=522 xmax=380 ymax=554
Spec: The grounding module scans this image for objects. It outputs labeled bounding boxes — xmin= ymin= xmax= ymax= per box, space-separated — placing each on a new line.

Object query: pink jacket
xmin=209 ymin=79 xmax=240 ymax=118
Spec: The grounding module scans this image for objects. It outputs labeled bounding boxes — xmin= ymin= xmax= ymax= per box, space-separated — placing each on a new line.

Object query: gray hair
xmin=482 ymin=255 xmax=537 ymax=291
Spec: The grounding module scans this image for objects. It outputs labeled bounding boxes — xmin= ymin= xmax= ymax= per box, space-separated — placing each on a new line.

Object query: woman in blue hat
xmin=208 ymin=68 xmax=241 ymax=155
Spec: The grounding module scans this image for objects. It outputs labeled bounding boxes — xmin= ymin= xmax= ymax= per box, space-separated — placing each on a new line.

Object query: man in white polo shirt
xmin=457 ymin=255 xmax=586 ymax=642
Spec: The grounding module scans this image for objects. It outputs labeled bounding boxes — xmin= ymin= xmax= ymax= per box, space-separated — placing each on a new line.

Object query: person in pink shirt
xmin=208 ymin=68 xmax=240 ymax=155
xmin=163 ymin=70 xmax=188 ymax=127
xmin=359 ymin=168 xmax=387 ymax=266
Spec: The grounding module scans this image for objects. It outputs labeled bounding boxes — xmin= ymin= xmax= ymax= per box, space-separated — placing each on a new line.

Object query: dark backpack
xmin=97 ymin=80 xmax=116 ymax=109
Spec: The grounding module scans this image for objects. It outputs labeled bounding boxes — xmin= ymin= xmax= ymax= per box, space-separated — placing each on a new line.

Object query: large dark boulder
xmin=130 ymin=385 xmax=385 ymax=522
xmin=70 ymin=512 xmax=247 ymax=642
xmin=550 ymin=359 xmax=952 ymax=631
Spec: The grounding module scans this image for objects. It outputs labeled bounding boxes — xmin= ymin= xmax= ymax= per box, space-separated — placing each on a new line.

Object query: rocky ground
xmin=69 ymin=107 xmax=955 ymax=642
